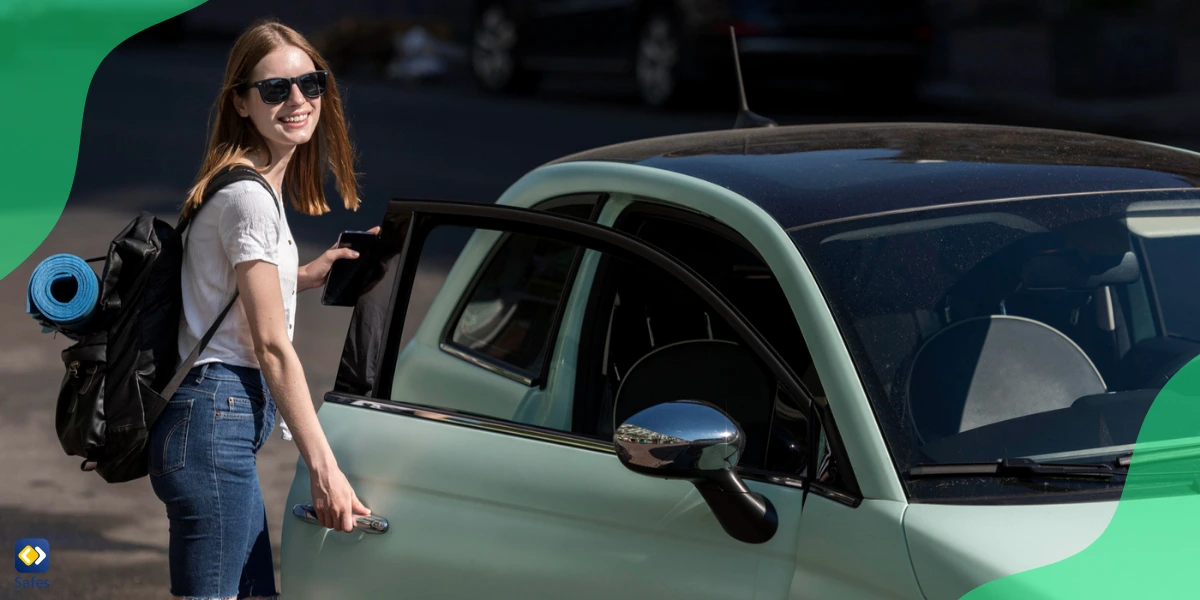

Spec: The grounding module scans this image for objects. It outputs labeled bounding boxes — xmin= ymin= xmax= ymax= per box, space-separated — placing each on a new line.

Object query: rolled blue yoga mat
xmin=27 ymin=253 xmax=101 ymax=333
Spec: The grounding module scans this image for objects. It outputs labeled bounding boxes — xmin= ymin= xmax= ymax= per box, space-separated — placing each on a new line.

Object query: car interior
xmin=815 ymin=211 xmax=1200 ymax=465
xmin=572 ymin=204 xmax=826 ymax=477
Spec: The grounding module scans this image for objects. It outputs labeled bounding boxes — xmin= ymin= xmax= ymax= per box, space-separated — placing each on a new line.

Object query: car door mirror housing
xmin=614 ymin=400 xmax=778 ymax=544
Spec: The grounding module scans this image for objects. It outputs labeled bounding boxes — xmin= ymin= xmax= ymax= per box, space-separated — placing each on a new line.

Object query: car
xmin=468 ymin=0 xmax=933 ymax=107
xmin=280 ymin=121 xmax=1200 ymax=599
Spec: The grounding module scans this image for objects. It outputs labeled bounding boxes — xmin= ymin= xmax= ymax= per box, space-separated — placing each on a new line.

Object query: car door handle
xmin=292 ymin=503 xmax=389 ymax=534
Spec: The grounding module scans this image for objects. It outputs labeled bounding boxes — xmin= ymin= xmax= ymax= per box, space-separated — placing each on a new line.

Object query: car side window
xmin=443 ymin=199 xmax=596 ymax=382
xmin=384 ymin=199 xmax=843 ymax=488
xmin=570 ymin=204 xmax=835 ymax=481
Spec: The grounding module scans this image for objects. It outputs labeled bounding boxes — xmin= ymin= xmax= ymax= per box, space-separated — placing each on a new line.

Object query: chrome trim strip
xmin=328 ymin=394 xmax=613 ymax=453
xmin=439 ymin=342 xmax=535 ymax=386
xmin=326 ymin=393 xmax=863 ymax=506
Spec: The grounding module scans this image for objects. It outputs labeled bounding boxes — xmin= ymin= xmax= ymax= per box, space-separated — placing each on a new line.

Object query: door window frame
xmin=569 ymin=200 xmax=791 ymax=427
xmin=436 ymin=194 xmax=608 ymax=386
xmin=570 ymin=199 xmax=848 ymax=495
xmin=356 ymin=198 xmax=862 ymax=505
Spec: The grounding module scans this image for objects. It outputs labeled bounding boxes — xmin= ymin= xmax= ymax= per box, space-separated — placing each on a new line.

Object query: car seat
xmin=905 ymin=315 xmax=1107 ymax=445
xmin=612 ymin=339 xmax=775 ymax=467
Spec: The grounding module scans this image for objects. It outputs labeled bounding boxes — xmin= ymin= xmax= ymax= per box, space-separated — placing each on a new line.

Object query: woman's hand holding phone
xmin=298 ymin=225 xmax=380 ymax=292
xmin=321 ymin=226 xmax=386 ymax=306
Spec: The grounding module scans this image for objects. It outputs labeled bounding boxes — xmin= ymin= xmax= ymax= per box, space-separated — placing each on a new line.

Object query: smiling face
xmin=233 ymin=44 xmax=322 ymax=163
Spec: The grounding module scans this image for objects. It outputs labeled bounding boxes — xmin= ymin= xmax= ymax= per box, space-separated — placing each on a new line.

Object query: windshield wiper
xmin=908 ymin=457 xmax=1125 ymax=480
xmin=1118 ymin=444 xmax=1200 ymax=468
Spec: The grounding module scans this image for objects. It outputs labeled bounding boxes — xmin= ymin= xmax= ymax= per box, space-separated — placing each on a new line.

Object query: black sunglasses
xmin=238 ymin=70 xmax=328 ymax=105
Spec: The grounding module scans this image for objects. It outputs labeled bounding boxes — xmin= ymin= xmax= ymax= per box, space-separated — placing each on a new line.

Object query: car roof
xmin=546 ymin=123 xmax=1200 ymax=230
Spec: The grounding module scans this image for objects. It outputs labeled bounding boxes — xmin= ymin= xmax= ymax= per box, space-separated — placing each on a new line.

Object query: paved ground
xmin=2 ymin=37 xmax=1198 ymax=599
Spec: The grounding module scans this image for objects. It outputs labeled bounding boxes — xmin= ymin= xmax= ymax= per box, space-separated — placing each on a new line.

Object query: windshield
xmin=790 ymin=190 xmax=1200 ymax=501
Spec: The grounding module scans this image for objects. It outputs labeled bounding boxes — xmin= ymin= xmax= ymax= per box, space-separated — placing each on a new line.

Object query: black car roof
xmin=546 ymin=123 xmax=1200 ymax=230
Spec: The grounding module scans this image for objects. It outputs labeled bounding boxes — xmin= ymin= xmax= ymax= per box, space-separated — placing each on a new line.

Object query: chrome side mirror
xmin=615 ymin=400 xmax=778 ymax=544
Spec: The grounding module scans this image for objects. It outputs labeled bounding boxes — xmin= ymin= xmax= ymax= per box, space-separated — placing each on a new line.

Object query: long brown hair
xmin=182 ymin=20 xmax=360 ymax=218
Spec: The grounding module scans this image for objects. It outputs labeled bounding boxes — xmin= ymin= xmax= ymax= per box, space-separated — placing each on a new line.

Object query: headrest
xmin=1022 ymin=250 xmax=1140 ymax=290
xmin=612 ymin=340 xmax=775 ymax=468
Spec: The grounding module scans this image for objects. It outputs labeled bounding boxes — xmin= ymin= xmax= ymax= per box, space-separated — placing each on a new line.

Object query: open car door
xmin=279 ymin=198 xmax=859 ymax=599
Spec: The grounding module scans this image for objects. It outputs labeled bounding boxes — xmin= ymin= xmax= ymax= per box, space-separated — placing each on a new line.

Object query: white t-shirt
xmin=178 ymin=179 xmax=299 ymax=370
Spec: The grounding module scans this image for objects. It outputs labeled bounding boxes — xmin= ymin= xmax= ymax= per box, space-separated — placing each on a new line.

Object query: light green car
xmin=281 ymin=123 xmax=1200 ymax=598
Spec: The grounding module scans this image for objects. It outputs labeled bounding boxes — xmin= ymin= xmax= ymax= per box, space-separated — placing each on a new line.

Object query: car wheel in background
xmin=471 ymin=3 xmax=539 ymax=94
xmin=635 ymin=12 xmax=687 ymax=107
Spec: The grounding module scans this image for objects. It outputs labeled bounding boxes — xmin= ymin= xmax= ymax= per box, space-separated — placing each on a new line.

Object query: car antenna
xmin=729 ymin=26 xmax=777 ymax=129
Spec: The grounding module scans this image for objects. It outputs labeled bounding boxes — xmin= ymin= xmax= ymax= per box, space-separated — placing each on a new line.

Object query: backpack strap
xmin=159 ymin=165 xmax=281 ymax=401
xmin=176 ymin=165 xmax=281 ymax=236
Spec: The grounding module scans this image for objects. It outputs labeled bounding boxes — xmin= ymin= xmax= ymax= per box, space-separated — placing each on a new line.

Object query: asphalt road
xmin=2 ymin=38 xmax=1196 ymax=599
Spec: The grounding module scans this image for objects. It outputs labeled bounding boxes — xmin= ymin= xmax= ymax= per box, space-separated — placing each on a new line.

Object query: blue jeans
xmin=149 ymin=362 xmax=279 ymax=599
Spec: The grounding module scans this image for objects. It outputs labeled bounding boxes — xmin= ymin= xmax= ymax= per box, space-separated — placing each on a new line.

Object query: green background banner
xmin=0 ymin=0 xmax=203 ymax=283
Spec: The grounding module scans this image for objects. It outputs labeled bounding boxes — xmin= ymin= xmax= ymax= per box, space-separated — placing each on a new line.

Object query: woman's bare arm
xmin=235 ymin=259 xmax=369 ymax=532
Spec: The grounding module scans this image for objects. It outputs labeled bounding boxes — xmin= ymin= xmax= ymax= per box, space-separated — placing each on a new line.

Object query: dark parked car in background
xmin=469 ymin=0 xmax=933 ymax=107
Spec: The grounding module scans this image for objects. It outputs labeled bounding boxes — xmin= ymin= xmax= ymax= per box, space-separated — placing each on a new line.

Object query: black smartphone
xmin=322 ymin=230 xmax=381 ymax=307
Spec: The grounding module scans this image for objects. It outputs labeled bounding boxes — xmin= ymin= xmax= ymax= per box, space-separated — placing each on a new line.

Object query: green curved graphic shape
xmin=0 ymin=0 xmax=203 ymax=283
xmin=963 ymin=358 xmax=1200 ymax=598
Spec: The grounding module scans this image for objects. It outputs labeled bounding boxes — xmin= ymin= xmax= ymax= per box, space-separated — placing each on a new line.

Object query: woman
xmin=149 ymin=20 xmax=371 ymax=600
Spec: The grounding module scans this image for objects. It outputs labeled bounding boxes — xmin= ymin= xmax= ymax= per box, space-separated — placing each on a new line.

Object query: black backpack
xmin=55 ymin=165 xmax=278 ymax=484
